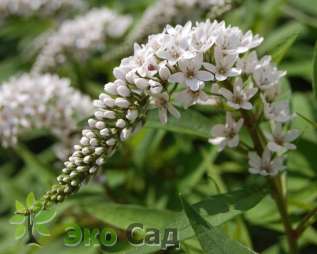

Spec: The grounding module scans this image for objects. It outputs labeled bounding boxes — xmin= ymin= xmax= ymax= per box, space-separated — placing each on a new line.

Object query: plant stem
xmin=295 ymin=207 xmax=317 ymax=237
xmin=269 ymin=175 xmax=298 ymax=254
xmin=241 ymin=109 xmax=298 ymax=254
xmin=26 ymin=212 xmax=38 ymax=245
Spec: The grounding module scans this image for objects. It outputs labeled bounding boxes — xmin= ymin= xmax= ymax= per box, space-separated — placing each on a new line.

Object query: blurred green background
xmin=0 ymin=0 xmax=316 ymax=253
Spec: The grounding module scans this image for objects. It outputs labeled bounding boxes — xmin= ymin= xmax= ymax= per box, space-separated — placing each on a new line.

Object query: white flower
xmin=123 ymin=44 xmax=159 ymax=77
xmin=32 ymin=8 xmax=132 ymax=73
xmin=237 ymin=52 xmax=272 ymax=76
xmin=215 ymin=27 xmax=263 ymax=54
xmin=174 ymin=85 xmax=215 ymax=108
xmin=219 ymin=78 xmax=258 ymax=110
xmin=262 ymin=83 xmax=280 ymax=102
xmin=156 ymin=22 xmax=194 ymax=65
xmin=209 ymin=113 xmax=243 ymax=151
xmin=248 ymin=148 xmax=285 ymax=176
xmin=266 ymin=123 xmax=300 ymax=153
xmin=152 ymin=92 xmax=181 ymax=124
xmin=0 ymin=74 xmax=93 ymax=148
xmin=168 ymin=54 xmax=214 ymax=91
xmin=253 ymin=60 xmax=286 ymax=90
xmin=203 ymin=47 xmax=241 ymax=81
xmin=0 ymin=0 xmax=86 ymax=18
xmin=262 ymin=96 xmax=291 ymax=123
xmin=190 ymin=20 xmax=220 ymax=52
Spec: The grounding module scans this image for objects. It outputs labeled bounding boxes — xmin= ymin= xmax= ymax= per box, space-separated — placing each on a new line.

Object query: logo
xmin=9 ymin=193 xmax=180 ymax=249
xmin=9 ymin=192 xmax=56 ymax=243
xmin=64 ymin=223 xmax=180 ymax=249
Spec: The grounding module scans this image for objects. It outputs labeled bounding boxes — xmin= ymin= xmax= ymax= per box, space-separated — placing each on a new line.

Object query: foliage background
xmin=0 ymin=0 xmax=316 ymax=253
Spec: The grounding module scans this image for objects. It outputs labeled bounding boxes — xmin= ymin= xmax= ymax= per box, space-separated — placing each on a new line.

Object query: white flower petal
xmin=285 ymin=129 xmax=300 ymax=142
xmin=219 ymin=88 xmax=233 ymax=100
xmin=167 ymin=104 xmax=181 ymax=119
xmin=159 ymin=107 xmax=168 ymax=124
xmin=228 ymin=135 xmax=239 ymax=148
xmin=168 ymin=72 xmax=185 ymax=83
xmin=196 ymin=71 xmax=214 ymax=81
xmin=203 ymin=63 xmax=216 ymax=73
xmin=211 ymin=124 xmax=225 ymax=137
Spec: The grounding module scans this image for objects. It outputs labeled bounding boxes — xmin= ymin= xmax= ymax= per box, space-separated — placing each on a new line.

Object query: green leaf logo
xmin=9 ymin=192 xmax=56 ymax=242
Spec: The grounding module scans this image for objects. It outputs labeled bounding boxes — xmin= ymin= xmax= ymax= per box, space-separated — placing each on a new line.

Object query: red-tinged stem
xmin=241 ymin=109 xmax=298 ymax=254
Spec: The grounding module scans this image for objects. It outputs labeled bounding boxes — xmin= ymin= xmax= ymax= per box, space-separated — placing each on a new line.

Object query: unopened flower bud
xmin=116 ymin=119 xmax=126 ymax=128
xmin=115 ymin=98 xmax=130 ymax=108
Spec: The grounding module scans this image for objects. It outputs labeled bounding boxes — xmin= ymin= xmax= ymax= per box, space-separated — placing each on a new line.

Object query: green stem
xmin=26 ymin=212 xmax=38 ymax=245
xmin=241 ymin=109 xmax=298 ymax=254
xmin=269 ymin=176 xmax=298 ymax=254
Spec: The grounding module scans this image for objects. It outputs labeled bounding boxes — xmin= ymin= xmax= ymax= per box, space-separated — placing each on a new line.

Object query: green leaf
xmin=180 ymin=197 xmax=256 ymax=254
xmin=145 ymin=109 xmax=217 ymax=138
xmin=272 ymin=34 xmax=298 ymax=64
xmin=34 ymin=224 xmax=50 ymax=236
xmin=288 ymin=0 xmax=317 ymax=17
xmin=15 ymin=200 xmax=26 ymax=213
xmin=14 ymin=144 xmax=55 ymax=186
xmin=26 ymin=192 xmax=36 ymax=209
xmin=283 ymin=5 xmax=317 ymax=28
xmin=35 ymin=210 xmax=56 ymax=224
xmin=313 ymin=42 xmax=317 ymax=99
xmin=83 ymin=186 xmax=267 ymax=254
xmin=15 ymin=224 xmax=26 ymax=240
xmin=296 ymin=112 xmax=317 ymax=129
xmin=9 ymin=214 xmax=26 ymax=225
xmin=178 ymin=147 xmax=218 ymax=193
xmin=259 ymin=22 xmax=305 ymax=55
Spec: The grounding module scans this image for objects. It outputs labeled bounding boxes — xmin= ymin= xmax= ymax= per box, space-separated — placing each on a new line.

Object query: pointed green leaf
xmin=272 ymin=34 xmax=298 ymax=64
xmin=296 ymin=112 xmax=317 ymax=129
xmin=35 ymin=210 xmax=56 ymax=224
xmin=313 ymin=42 xmax=317 ymax=99
xmin=289 ymin=0 xmax=317 ymax=17
xmin=15 ymin=224 xmax=26 ymax=240
xmin=15 ymin=200 xmax=26 ymax=213
xmin=83 ymin=185 xmax=267 ymax=254
xmin=259 ymin=22 xmax=304 ymax=55
xmin=9 ymin=214 xmax=26 ymax=225
xmin=181 ymin=197 xmax=257 ymax=254
xmin=34 ymin=224 xmax=50 ymax=236
xmin=26 ymin=192 xmax=36 ymax=209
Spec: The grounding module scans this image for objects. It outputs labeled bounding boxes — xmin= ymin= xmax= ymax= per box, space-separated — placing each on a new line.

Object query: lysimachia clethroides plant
xmin=19 ymin=20 xmax=304 ymax=253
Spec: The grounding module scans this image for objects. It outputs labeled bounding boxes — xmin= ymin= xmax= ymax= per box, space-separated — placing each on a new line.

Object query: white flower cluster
xmin=0 ymin=0 xmax=85 ymax=18
xmin=43 ymin=19 xmax=297 ymax=206
xmin=127 ymin=0 xmax=231 ymax=44
xmin=32 ymin=8 xmax=132 ymax=73
xmin=0 ymin=74 xmax=93 ymax=149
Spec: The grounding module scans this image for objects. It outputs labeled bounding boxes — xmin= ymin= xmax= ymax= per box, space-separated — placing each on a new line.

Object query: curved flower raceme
xmin=0 ymin=74 xmax=93 ymax=152
xmin=38 ymin=20 xmax=298 ymax=208
xmin=32 ymin=8 xmax=132 ymax=73
xmin=0 ymin=0 xmax=85 ymax=18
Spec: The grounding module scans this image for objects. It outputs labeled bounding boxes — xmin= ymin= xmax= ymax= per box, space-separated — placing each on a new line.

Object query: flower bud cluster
xmin=42 ymin=19 xmax=297 ymax=207
xmin=0 ymin=0 xmax=85 ymax=18
xmin=32 ymin=8 xmax=132 ymax=73
xmin=0 ymin=74 xmax=93 ymax=149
